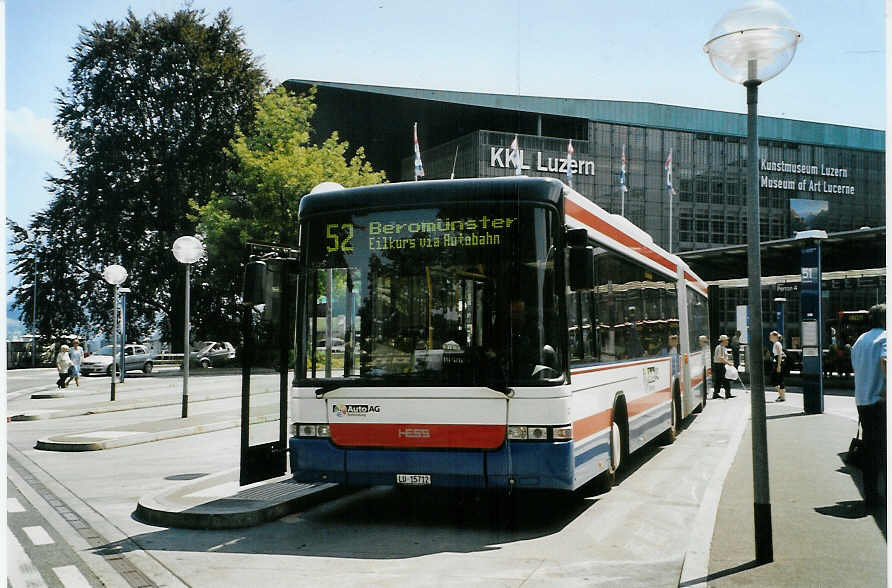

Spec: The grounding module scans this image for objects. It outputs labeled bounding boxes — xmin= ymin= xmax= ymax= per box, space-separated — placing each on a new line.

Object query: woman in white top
xmin=769 ymin=331 xmax=786 ymax=402
xmin=68 ymin=340 xmax=84 ymax=387
xmin=55 ymin=345 xmax=74 ymax=389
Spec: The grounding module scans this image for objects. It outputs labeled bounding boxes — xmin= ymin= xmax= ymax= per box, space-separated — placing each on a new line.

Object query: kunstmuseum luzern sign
xmin=760 ymin=159 xmax=855 ymax=195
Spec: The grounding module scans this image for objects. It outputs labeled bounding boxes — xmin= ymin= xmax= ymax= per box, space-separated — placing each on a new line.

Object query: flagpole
xmin=450 ymin=145 xmax=459 ymax=180
xmin=669 ymin=187 xmax=673 ymax=253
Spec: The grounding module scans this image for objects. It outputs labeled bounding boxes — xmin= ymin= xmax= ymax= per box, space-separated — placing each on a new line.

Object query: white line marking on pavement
xmin=7 ymin=527 xmax=50 ymax=587
xmin=678 ymin=395 xmax=750 ymax=587
xmin=23 ymin=525 xmax=55 ymax=546
xmin=64 ymin=430 xmax=140 ymax=439
xmin=52 ymin=565 xmax=93 ymax=587
xmin=9 ymin=497 xmax=27 ymax=513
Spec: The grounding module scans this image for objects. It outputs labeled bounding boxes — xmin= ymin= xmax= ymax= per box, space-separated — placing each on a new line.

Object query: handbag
xmin=844 ymin=419 xmax=864 ymax=469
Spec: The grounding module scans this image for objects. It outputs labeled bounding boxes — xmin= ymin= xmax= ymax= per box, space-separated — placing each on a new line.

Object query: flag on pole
xmin=413 ymin=122 xmax=424 ymax=180
xmin=509 ymin=135 xmax=522 ymax=175
xmin=566 ymin=139 xmax=575 ymax=187
xmin=665 ymin=148 xmax=675 ymax=195
xmin=619 ymin=143 xmax=628 ymax=192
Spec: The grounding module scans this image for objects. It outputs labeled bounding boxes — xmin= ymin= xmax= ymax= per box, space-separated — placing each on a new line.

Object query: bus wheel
xmin=658 ymin=389 xmax=679 ymax=445
xmin=582 ymin=413 xmax=623 ymax=495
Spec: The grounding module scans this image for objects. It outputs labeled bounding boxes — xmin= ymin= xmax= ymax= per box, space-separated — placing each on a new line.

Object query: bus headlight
xmin=316 ymin=424 xmax=330 ymax=437
xmin=298 ymin=424 xmax=317 ymax=437
xmin=528 ymin=426 xmax=548 ymax=440
xmin=507 ymin=426 xmax=528 ymax=440
xmin=551 ymin=426 xmax=573 ymax=440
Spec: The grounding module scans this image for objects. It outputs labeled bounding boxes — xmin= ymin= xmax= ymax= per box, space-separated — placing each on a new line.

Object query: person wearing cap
xmin=55 ymin=344 xmax=74 ymax=389
xmin=769 ymin=331 xmax=786 ymax=402
xmin=712 ymin=334 xmax=734 ymax=399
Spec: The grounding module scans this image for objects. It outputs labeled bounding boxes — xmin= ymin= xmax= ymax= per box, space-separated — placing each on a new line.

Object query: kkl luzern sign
xmin=490 ymin=147 xmax=595 ymax=176
xmin=759 ymin=159 xmax=855 ymax=195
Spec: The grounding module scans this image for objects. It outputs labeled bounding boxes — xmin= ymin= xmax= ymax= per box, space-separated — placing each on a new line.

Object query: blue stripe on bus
xmin=574 ymin=441 xmax=610 ymax=467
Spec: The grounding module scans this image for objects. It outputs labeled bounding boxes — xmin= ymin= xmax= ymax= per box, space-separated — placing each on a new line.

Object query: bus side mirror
xmin=242 ymin=260 xmax=267 ymax=306
xmin=568 ymin=247 xmax=595 ymax=291
xmin=566 ymin=228 xmax=594 ymax=291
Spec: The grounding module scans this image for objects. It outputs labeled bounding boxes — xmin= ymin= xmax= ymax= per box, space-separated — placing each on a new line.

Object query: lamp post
xmin=30 ymin=227 xmax=48 ymax=367
xmin=102 ymin=264 xmax=128 ymax=401
xmin=119 ymin=287 xmax=131 ymax=383
xmin=705 ymin=0 xmax=801 ymax=565
xmin=172 ymin=236 xmax=205 ymax=419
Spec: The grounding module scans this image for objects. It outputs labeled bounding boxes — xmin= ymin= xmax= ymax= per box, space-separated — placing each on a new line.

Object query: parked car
xmin=315 ymin=337 xmax=345 ymax=353
xmin=80 ymin=344 xmax=153 ymax=376
xmin=191 ymin=341 xmax=236 ymax=368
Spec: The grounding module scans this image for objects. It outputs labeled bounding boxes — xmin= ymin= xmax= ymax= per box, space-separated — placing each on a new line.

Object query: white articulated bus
xmin=241 ymin=176 xmax=710 ymax=491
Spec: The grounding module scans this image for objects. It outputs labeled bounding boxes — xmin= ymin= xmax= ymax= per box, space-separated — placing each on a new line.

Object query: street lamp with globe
xmin=172 ymin=235 xmax=205 ymax=418
xmin=102 ymin=264 xmax=128 ymax=401
xmin=704 ymin=0 xmax=801 ymax=565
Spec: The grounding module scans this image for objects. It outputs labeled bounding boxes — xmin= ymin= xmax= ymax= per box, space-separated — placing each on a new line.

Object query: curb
xmin=678 ymin=392 xmax=751 ymax=587
xmin=34 ymin=414 xmax=277 ymax=452
xmin=134 ymin=470 xmax=349 ymax=530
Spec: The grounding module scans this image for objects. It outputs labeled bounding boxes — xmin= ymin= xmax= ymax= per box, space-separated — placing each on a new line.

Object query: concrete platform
xmin=134 ymin=468 xmax=348 ymax=529
xmin=34 ymin=406 xmax=278 ymax=451
xmin=11 ymin=389 xmax=242 ymax=421
xmin=684 ymin=390 xmax=886 ymax=587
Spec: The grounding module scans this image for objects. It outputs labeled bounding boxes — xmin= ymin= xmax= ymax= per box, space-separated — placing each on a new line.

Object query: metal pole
xmin=182 ymin=264 xmax=190 ymax=418
xmin=119 ymin=292 xmax=126 ymax=384
xmin=32 ymin=255 xmax=38 ymax=368
xmin=745 ymin=76 xmax=773 ymax=564
xmin=110 ymin=285 xmax=117 ymax=401
xmin=669 ymin=187 xmax=673 ymax=254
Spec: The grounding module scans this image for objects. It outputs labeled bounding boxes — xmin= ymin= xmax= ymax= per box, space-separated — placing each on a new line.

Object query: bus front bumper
xmin=289 ymin=437 xmax=574 ymax=491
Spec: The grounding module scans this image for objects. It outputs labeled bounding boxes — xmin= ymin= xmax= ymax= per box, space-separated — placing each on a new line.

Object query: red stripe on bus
xmin=571 ymin=357 xmax=670 ymax=376
xmin=565 ymin=198 xmax=708 ymax=296
xmin=329 ymin=423 xmax=505 ymax=449
xmin=572 ymin=386 xmax=671 ymax=441
xmin=573 ymin=409 xmax=612 ymax=442
xmin=565 ymin=199 xmax=677 ymax=274
xmin=627 ymin=386 xmax=671 ymax=416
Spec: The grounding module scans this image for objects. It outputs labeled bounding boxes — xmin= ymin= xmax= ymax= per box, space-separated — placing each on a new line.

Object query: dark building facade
xmin=286 ymin=79 xmax=885 ymax=255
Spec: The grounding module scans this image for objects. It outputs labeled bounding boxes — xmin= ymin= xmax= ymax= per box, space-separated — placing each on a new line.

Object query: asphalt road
xmin=7 ymin=369 xmax=750 ymax=587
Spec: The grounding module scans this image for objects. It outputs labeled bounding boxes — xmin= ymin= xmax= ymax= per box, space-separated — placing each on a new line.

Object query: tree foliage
xmin=193 ymin=86 xmax=385 ymax=340
xmin=7 ymin=8 xmax=266 ymax=349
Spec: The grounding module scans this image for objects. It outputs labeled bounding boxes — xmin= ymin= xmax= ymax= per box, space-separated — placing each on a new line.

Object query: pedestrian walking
xmin=769 ymin=331 xmax=786 ymax=402
xmin=731 ymin=330 xmax=741 ymax=368
xmin=69 ymin=340 xmax=83 ymax=387
xmin=712 ymin=335 xmax=734 ymax=399
xmin=851 ymin=303 xmax=886 ymax=510
xmin=55 ymin=345 xmax=74 ymax=389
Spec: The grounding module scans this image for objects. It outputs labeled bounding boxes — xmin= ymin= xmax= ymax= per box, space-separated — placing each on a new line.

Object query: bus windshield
xmin=300 ymin=203 xmax=563 ymax=387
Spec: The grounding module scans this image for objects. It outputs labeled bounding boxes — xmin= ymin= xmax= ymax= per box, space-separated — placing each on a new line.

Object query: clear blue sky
xmin=4 ymin=0 xmax=886 ymax=294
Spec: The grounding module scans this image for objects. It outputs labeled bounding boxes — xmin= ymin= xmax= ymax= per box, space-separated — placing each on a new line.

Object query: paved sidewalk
xmin=699 ymin=391 xmax=886 ymax=587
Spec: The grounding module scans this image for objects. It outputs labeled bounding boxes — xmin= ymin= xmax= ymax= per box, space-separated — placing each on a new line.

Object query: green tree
xmin=194 ymin=86 xmax=385 ymax=341
xmin=7 ymin=8 xmax=267 ymax=351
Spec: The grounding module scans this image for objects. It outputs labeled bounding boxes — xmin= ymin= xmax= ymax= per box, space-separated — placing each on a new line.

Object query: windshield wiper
xmin=314 ymin=384 xmax=341 ymax=398
xmin=486 ymin=383 xmax=514 ymax=397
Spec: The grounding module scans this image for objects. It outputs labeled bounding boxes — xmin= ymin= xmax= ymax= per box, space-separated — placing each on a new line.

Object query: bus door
xmin=240 ymin=256 xmax=297 ymax=486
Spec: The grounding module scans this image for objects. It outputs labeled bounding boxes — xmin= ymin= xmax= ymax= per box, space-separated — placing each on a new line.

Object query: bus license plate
xmin=396 ymin=474 xmax=431 ymax=486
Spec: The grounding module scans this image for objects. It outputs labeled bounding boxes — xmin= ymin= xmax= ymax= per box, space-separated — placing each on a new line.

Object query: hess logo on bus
xmin=398 ymin=428 xmax=431 ymax=439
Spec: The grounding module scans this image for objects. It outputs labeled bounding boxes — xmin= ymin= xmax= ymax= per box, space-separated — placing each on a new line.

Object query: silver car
xmin=80 ymin=344 xmax=154 ymax=376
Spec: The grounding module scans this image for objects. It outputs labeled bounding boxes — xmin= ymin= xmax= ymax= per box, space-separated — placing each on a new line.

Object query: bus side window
xmin=567 ymin=291 xmax=584 ymax=363
xmin=582 ymin=290 xmax=596 ymax=361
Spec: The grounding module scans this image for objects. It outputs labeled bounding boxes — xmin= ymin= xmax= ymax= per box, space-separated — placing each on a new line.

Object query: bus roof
xmin=299 ymin=177 xmax=708 ymax=295
xmin=299 ymin=176 xmax=563 ymax=217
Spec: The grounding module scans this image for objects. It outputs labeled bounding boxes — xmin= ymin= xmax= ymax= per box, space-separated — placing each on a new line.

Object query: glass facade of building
xmin=404 ymin=125 xmax=884 ymax=254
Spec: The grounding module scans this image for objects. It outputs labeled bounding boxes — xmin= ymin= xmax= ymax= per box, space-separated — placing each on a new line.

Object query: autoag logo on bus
xmin=332 ymin=404 xmax=381 ymax=417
